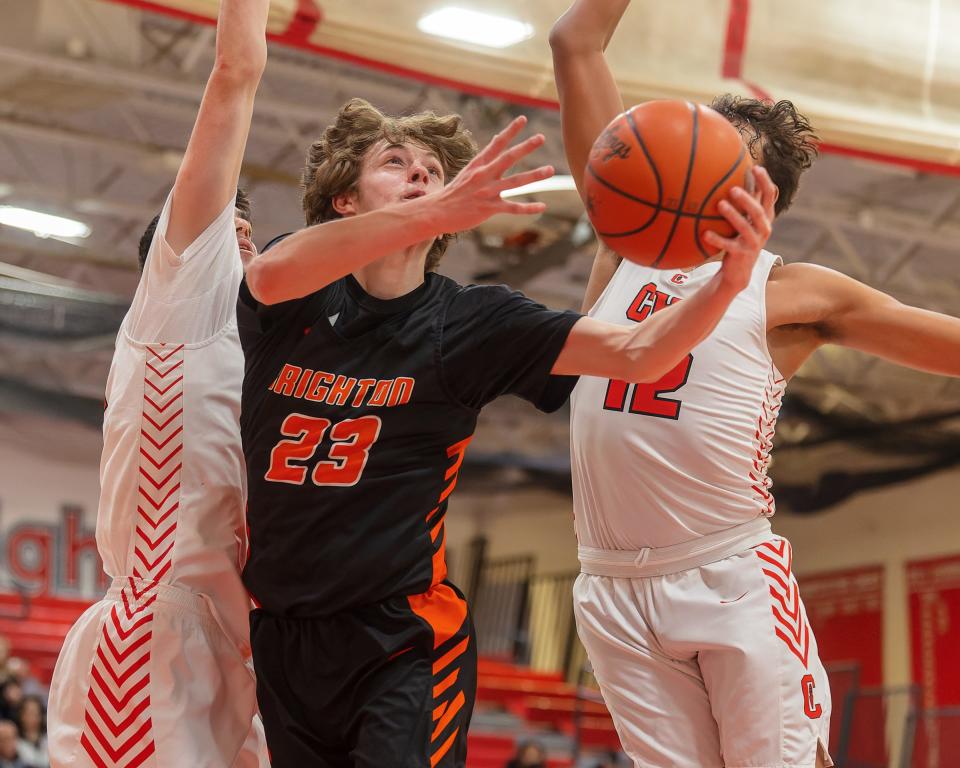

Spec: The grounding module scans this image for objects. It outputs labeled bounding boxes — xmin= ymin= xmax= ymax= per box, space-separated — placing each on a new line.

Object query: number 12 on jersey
xmin=603 ymin=354 xmax=693 ymax=420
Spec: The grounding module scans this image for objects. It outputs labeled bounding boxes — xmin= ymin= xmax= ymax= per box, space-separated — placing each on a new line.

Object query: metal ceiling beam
xmin=0 ymin=43 xmax=323 ymax=125
xmin=0 ymin=114 xmax=299 ymax=185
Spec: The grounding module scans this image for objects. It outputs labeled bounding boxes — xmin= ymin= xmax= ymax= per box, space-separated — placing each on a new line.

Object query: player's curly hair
xmin=302 ymin=98 xmax=478 ymax=272
xmin=710 ymin=95 xmax=819 ymax=215
xmin=137 ymin=189 xmax=251 ymax=272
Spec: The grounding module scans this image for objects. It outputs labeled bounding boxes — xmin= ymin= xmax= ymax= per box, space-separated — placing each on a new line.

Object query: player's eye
xmin=387 ymin=156 xmax=404 ymax=166
xmin=428 ymin=166 xmax=442 ymax=178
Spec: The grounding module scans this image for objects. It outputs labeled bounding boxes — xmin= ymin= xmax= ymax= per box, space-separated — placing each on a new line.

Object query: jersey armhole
xmin=759 ymin=251 xmax=786 ymax=379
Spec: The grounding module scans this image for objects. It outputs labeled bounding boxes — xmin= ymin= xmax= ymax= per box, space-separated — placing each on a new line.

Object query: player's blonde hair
xmin=302 ymin=98 xmax=478 ymax=272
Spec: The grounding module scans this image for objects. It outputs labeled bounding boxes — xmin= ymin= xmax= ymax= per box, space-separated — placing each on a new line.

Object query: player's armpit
xmin=767 ymin=262 xmax=960 ymax=377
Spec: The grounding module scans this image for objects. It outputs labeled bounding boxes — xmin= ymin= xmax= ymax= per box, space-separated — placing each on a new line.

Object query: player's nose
xmin=409 ymin=162 xmax=429 ymax=185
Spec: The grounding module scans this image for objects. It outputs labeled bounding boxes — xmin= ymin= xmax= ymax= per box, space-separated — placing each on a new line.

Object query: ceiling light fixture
xmin=501 ymin=175 xmax=577 ymax=198
xmin=417 ymin=7 xmax=534 ymax=49
xmin=0 ymin=206 xmax=91 ymax=239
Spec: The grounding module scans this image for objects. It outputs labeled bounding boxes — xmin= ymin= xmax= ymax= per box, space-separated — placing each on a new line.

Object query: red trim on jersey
xmin=755 ymin=540 xmax=812 ymax=668
xmin=750 ymin=370 xmax=784 ymax=516
xmin=81 ymin=344 xmax=185 ymax=767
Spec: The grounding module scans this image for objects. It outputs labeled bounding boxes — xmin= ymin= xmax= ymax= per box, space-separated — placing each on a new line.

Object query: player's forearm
xmin=550 ymin=2 xmax=627 ymax=200
xmin=245 ymin=200 xmax=444 ymax=305
xmin=163 ymin=0 xmax=266 ymax=257
xmin=616 ymin=273 xmax=742 ymax=382
xmin=215 ymin=0 xmax=269 ymax=77
xmin=550 ymin=0 xmax=631 ymax=53
xmin=581 ymin=244 xmax=622 ymax=313
xmin=835 ymin=303 xmax=960 ymax=377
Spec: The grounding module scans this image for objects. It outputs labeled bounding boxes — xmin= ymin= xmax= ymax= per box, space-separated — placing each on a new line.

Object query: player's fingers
xmin=717 ymin=199 xmax=759 ymax=248
xmin=474 ymin=115 xmax=528 ymax=166
xmin=497 ymin=165 xmax=555 ymax=193
xmin=729 ymin=188 xmax=771 ymax=241
xmin=702 ymin=230 xmax=737 ymax=252
xmin=487 ymin=134 xmax=547 ymax=177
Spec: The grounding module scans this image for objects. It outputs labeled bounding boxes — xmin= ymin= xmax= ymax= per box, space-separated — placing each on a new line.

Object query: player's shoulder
xmin=767 ymin=260 xmax=846 ymax=288
xmin=452 ymin=281 xmax=529 ymax=305
xmin=437 ymin=281 xmax=535 ymax=334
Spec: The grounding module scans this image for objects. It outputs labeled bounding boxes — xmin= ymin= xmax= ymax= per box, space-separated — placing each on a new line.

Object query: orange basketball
xmin=583 ymin=100 xmax=754 ymax=270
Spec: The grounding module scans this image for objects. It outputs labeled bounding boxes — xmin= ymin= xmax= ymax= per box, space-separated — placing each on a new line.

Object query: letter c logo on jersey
xmin=670 ymin=273 xmax=689 ymax=285
xmin=801 ymin=674 xmax=823 ymax=719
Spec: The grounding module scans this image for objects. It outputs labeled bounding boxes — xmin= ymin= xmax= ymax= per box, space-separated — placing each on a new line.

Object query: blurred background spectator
xmin=505 ymin=739 xmax=547 ymax=768
xmin=15 ymin=696 xmax=47 ymax=768
xmin=0 ymin=720 xmax=27 ymax=768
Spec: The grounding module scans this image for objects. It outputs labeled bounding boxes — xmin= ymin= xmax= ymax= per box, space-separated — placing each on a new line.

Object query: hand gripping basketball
xmin=707 ymin=166 xmax=778 ymax=292
xmin=433 ymin=115 xmax=555 ymax=235
xmin=584 ymin=100 xmax=759 ymax=269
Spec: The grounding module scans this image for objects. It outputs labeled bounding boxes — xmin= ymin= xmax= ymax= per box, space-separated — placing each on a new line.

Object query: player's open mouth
xmin=403 ymin=191 xmax=426 ymax=200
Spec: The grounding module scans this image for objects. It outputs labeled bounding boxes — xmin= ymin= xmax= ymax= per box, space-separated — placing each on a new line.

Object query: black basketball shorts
xmin=250 ymin=581 xmax=476 ymax=768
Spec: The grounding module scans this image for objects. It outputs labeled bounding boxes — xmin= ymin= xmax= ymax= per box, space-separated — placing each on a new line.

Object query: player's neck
xmin=352 ymin=245 xmax=428 ymax=299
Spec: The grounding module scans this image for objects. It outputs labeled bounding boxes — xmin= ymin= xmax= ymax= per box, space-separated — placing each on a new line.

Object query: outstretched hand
xmin=705 ymin=166 xmax=778 ymax=292
xmin=434 ymin=115 xmax=555 ymax=234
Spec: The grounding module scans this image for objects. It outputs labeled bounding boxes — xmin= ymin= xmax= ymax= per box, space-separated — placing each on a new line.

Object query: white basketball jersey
xmin=97 ymin=193 xmax=250 ymax=648
xmin=570 ymin=251 xmax=785 ymax=550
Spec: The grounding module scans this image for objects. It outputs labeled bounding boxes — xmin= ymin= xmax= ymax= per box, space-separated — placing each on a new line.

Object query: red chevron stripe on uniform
xmin=81 ymin=344 xmax=186 ymax=766
xmin=755 ymin=539 xmax=811 ymax=668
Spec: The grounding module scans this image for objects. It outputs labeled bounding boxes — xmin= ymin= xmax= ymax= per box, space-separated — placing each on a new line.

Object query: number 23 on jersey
xmin=265 ymin=413 xmax=381 ymax=487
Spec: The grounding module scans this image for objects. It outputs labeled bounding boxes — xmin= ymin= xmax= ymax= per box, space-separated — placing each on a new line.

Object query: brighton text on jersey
xmin=269 ymin=363 xmax=415 ymax=409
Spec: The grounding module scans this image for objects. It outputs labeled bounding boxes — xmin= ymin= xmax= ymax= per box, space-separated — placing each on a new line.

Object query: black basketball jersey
xmin=238 ymin=270 xmax=580 ymax=617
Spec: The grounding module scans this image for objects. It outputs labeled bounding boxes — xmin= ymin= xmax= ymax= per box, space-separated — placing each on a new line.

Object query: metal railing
xmin=471 ymin=555 xmax=534 ymax=660
xmin=471 ymin=554 xmax=584 ymax=677
xmin=903 ymin=706 xmax=960 ymax=768
xmin=839 ymin=685 xmax=920 ymax=768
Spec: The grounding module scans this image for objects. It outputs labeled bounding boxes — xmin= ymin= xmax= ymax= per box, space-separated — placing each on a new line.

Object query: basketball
xmin=583 ymin=100 xmax=754 ymax=270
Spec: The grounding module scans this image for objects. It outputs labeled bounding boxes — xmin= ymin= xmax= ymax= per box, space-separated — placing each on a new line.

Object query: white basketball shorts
xmin=49 ymin=577 xmax=268 ymax=768
xmin=574 ymin=530 xmax=832 ymax=768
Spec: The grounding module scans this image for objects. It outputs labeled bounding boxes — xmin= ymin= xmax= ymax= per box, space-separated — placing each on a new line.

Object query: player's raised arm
xmin=245 ymin=116 xmax=553 ymax=305
xmin=164 ymin=0 xmax=269 ymax=256
xmin=767 ymin=263 xmax=960 ymax=377
xmin=549 ymin=0 xmax=628 ymax=199
xmin=550 ymin=0 xmax=628 ymax=313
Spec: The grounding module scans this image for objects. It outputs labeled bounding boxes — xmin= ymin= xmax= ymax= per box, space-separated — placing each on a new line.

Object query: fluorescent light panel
xmin=417 ymin=7 xmax=534 ymax=49
xmin=501 ymin=175 xmax=577 ymax=198
xmin=0 ymin=206 xmax=91 ymax=239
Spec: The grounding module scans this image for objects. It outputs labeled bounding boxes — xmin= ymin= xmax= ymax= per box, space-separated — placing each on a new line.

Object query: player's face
xmin=235 ymin=213 xmax=256 ymax=267
xmin=351 ymin=139 xmax=446 ymax=214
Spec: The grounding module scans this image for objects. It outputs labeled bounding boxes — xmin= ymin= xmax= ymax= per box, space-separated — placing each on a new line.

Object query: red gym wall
xmin=908 ymin=554 xmax=960 ymax=709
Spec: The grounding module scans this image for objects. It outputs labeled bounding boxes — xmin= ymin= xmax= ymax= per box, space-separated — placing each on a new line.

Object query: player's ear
xmin=332 ymin=191 xmax=358 ymax=217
